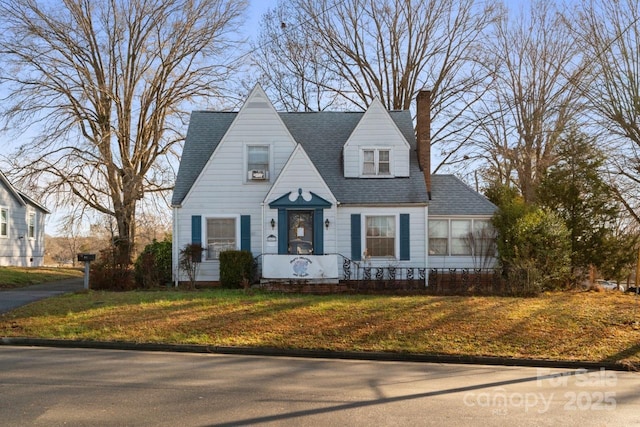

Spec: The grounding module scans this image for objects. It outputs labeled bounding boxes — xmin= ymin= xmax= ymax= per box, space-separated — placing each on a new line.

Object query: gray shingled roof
xmin=172 ymin=110 xmax=497 ymax=216
xmin=172 ymin=110 xmax=429 ymax=206
xmin=172 ymin=112 xmax=236 ymax=206
xmin=428 ymin=175 xmax=497 ymax=216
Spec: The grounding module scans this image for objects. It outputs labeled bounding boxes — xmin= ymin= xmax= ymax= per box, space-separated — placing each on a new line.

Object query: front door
xmin=288 ymin=210 xmax=314 ymax=255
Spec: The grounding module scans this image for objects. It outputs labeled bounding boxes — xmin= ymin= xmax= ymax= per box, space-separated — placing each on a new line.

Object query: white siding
xmin=175 ymin=86 xmax=297 ymax=282
xmin=343 ymin=99 xmax=410 ymax=178
xmin=0 ymin=183 xmax=46 ymax=266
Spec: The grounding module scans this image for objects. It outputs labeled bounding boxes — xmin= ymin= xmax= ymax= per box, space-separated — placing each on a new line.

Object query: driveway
xmin=0 ymin=278 xmax=84 ymax=314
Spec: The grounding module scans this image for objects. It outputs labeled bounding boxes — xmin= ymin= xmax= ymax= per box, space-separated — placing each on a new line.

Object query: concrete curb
xmin=2 ymin=337 xmax=638 ymax=372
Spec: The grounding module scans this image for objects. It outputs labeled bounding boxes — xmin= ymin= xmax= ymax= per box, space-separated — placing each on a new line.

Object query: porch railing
xmin=254 ymin=253 xmax=506 ymax=294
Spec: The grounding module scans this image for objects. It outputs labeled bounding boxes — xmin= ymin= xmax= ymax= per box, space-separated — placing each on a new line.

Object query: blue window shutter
xmin=191 ymin=216 xmax=202 ymax=245
xmin=313 ymin=208 xmax=324 ymax=255
xmin=278 ymin=209 xmax=287 ymax=254
xmin=400 ymin=214 xmax=410 ymax=260
xmin=351 ymin=214 xmax=361 ymax=261
xmin=240 ymin=215 xmax=251 ymax=252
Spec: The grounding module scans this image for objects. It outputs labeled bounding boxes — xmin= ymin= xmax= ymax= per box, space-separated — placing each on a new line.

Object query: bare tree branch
xmin=0 ymin=0 xmax=247 ymax=259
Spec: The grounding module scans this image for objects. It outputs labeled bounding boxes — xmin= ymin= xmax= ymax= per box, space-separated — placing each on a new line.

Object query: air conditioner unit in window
xmin=249 ymin=170 xmax=268 ymax=180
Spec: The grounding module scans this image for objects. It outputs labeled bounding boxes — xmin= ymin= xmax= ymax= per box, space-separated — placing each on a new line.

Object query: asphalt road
xmin=0 ymin=278 xmax=84 ymax=314
xmin=1 ymin=346 xmax=638 ymax=426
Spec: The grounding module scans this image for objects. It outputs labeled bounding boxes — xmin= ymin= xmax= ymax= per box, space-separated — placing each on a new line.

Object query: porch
xmin=255 ymin=254 xmax=504 ymax=295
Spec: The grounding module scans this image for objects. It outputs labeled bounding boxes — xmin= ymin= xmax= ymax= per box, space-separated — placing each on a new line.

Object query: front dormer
xmin=342 ymin=98 xmax=410 ymax=178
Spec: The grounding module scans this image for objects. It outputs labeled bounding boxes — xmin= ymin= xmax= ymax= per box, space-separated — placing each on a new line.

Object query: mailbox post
xmin=77 ymin=253 xmax=96 ymax=290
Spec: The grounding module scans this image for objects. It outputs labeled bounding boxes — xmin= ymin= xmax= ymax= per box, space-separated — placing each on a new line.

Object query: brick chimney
xmin=416 ymin=90 xmax=431 ymax=199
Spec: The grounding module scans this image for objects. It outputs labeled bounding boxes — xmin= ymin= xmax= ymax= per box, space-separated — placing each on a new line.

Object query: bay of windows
xmin=428 ymin=218 xmax=495 ymax=257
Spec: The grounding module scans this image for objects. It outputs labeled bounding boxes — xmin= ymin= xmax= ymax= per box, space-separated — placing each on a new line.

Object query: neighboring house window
xmin=0 ymin=208 xmax=7 ymax=237
xmin=247 ymin=145 xmax=270 ymax=181
xmin=428 ymin=219 xmax=448 ymax=255
xmin=362 ymin=149 xmax=391 ymax=176
xmin=27 ymin=211 xmax=36 ymax=239
xmin=365 ymin=215 xmax=395 ymax=257
xmin=205 ymin=217 xmax=237 ymax=260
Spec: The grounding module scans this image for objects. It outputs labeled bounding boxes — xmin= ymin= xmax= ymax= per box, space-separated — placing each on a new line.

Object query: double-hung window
xmin=472 ymin=220 xmax=496 ymax=257
xmin=365 ymin=215 xmax=395 ymax=257
xmin=428 ymin=220 xmax=448 ymax=255
xmin=450 ymin=220 xmax=472 ymax=255
xmin=247 ymin=145 xmax=270 ymax=181
xmin=0 ymin=208 xmax=7 ymax=237
xmin=362 ymin=149 xmax=391 ymax=176
xmin=27 ymin=211 xmax=36 ymax=239
xmin=206 ymin=218 xmax=237 ymax=260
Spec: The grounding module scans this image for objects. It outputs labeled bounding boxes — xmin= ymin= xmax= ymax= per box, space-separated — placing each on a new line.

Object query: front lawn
xmin=0 ymin=266 xmax=83 ymax=289
xmin=1 ymin=289 xmax=639 ymax=366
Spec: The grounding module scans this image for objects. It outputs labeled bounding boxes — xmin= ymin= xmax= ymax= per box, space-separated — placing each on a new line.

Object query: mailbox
xmin=77 ymin=253 xmax=96 ymax=262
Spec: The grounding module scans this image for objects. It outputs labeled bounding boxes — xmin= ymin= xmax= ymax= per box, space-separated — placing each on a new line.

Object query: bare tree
xmin=0 ymin=0 xmax=247 ymax=262
xmin=251 ymin=2 xmax=345 ymax=111
xmin=571 ymin=0 xmax=640 ymax=224
xmin=254 ymin=0 xmax=498 ymax=170
xmin=473 ymin=0 xmax=586 ymax=203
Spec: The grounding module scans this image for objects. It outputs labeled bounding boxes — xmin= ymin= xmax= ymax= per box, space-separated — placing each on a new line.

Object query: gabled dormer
xmin=342 ymin=98 xmax=411 ymax=178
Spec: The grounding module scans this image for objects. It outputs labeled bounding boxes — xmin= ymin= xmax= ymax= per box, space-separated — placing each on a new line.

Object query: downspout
xmin=173 ymin=205 xmax=179 ymax=287
xmin=424 ymin=204 xmax=429 ymax=288
xmin=261 ymin=202 xmax=265 ymax=256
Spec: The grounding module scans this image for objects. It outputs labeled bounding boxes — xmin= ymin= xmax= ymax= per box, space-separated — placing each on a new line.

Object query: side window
xmin=365 ymin=215 xmax=396 ymax=257
xmin=205 ymin=217 xmax=237 ymax=260
xmin=27 ymin=211 xmax=36 ymax=239
xmin=0 ymin=208 xmax=7 ymax=237
xmin=472 ymin=219 xmax=496 ymax=257
xmin=428 ymin=220 xmax=448 ymax=255
xmin=247 ymin=145 xmax=270 ymax=181
xmin=451 ymin=220 xmax=472 ymax=255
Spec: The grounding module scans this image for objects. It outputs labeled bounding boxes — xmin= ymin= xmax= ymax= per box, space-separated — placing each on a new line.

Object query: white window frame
xmin=0 ymin=207 xmax=8 ymax=238
xmin=203 ymin=215 xmax=240 ymax=260
xmin=450 ymin=220 xmax=472 ymax=256
xmin=363 ymin=214 xmax=398 ymax=259
xmin=360 ymin=148 xmax=392 ymax=177
xmin=428 ymin=219 xmax=448 ymax=255
xmin=245 ymin=144 xmax=272 ymax=183
xmin=27 ymin=210 xmax=36 ymax=240
xmin=428 ymin=218 xmax=495 ymax=257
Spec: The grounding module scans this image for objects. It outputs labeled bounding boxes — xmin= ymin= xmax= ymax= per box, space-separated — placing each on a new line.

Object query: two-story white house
xmin=0 ymin=170 xmax=49 ymax=266
xmin=171 ymin=84 xmax=496 ymax=286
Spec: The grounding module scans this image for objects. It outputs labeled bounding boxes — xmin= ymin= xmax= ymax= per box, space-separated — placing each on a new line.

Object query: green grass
xmin=0 ymin=266 xmax=83 ymax=288
xmin=1 ymin=288 xmax=640 ymax=366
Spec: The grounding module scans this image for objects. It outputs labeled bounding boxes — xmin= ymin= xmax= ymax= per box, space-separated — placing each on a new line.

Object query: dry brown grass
xmin=1 ymin=289 xmax=639 ymax=365
xmin=0 ymin=266 xmax=83 ymax=288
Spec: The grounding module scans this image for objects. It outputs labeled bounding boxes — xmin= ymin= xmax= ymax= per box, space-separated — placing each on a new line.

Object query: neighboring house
xmin=0 ymin=171 xmax=49 ymax=267
xmin=171 ymin=84 xmax=496 ymax=286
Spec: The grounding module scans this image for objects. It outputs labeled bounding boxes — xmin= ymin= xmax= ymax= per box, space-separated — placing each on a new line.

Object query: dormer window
xmin=362 ymin=148 xmax=391 ymax=176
